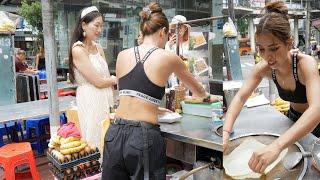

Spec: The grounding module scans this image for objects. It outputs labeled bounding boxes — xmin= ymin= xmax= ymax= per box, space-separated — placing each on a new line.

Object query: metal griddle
xmin=223 ymin=133 xmax=307 ymax=180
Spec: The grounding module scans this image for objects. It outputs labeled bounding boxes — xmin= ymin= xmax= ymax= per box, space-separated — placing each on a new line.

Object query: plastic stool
xmin=4 ymin=121 xmax=24 ymax=142
xmin=58 ymin=89 xmax=76 ymax=97
xmin=0 ymin=142 xmax=40 ymax=180
xmin=0 ymin=124 xmax=6 ymax=147
xmin=0 ymin=122 xmax=24 ymax=146
xmin=26 ymin=116 xmax=50 ymax=155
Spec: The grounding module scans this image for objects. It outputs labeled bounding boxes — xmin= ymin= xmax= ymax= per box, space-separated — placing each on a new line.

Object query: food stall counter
xmin=160 ymin=114 xmax=222 ymax=151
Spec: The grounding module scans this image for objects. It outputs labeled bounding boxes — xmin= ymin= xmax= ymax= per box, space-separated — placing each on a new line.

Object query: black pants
xmin=102 ymin=118 xmax=166 ymax=180
xmin=287 ymin=107 xmax=320 ymax=137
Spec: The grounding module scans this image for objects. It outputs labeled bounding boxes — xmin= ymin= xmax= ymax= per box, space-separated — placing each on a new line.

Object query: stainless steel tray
xmin=223 ymin=133 xmax=307 ymax=180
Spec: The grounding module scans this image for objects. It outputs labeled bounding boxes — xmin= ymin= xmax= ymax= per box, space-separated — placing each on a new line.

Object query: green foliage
xmin=237 ymin=18 xmax=248 ymax=37
xmin=18 ymin=0 xmax=42 ymax=32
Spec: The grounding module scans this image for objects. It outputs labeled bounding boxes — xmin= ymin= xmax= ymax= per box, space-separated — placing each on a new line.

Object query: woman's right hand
xmin=168 ymin=34 xmax=177 ymax=49
xmin=109 ymin=75 xmax=117 ymax=85
xmin=209 ymin=94 xmax=223 ymax=103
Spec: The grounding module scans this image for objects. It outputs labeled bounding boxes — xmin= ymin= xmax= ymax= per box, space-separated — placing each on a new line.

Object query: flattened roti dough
xmin=223 ymin=138 xmax=288 ymax=179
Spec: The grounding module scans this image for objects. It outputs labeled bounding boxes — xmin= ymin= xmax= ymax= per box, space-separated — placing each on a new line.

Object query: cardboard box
xmin=65 ymin=107 xmax=81 ymax=133
xmin=66 ymin=106 xmax=112 ymax=151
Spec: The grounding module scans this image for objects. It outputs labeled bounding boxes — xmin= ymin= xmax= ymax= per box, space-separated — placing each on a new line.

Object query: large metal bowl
xmin=223 ymin=133 xmax=307 ymax=180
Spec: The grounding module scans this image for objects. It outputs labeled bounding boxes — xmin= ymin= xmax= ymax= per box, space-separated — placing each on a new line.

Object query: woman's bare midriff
xmin=115 ymin=96 xmax=159 ymax=124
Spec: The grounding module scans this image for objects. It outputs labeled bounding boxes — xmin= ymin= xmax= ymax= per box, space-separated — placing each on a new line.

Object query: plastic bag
xmin=0 ymin=11 xmax=16 ymax=33
xmin=223 ymin=17 xmax=237 ymax=37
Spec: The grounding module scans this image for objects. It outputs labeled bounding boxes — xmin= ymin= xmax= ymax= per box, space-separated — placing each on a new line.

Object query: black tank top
xmin=118 ymin=46 xmax=165 ymax=105
xmin=38 ymin=57 xmax=45 ymax=70
xmin=272 ymin=53 xmax=307 ymax=103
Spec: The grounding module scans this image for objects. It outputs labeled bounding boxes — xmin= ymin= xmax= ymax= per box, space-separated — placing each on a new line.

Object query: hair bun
xmin=138 ymin=2 xmax=168 ymax=37
xmin=139 ymin=10 xmax=149 ymax=22
xmin=139 ymin=2 xmax=163 ymax=22
xmin=265 ymin=1 xmax=288 ymax=16
xmin=149 ymin=2 xmax=162 ymax=13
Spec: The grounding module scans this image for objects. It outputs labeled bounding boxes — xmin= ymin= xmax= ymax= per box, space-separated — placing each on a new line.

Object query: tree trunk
xmin=305 ymin=0 xmax=311 ymax=55
xmin=228 ymin=0 xmax=235 ymax=22
xmin=41 ymin=0 xmax=59 ymax=134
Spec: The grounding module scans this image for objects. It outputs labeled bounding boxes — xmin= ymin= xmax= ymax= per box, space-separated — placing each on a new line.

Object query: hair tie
xmin=143 ymin=7 xmax=152 ymax=15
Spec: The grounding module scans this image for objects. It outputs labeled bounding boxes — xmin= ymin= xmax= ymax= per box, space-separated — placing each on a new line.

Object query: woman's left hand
xmin=248 ymin=142 xmax=281 ymax=174
xmin=185 ymin=94 xmax=223 ymax=104
xmin=158 ymin=107 xmax=172 ymax=115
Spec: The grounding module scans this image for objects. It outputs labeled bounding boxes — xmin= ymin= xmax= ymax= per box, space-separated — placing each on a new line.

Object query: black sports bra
xmin=118 ymin=46 xmax=165 ymax=105
xmin=272 ymin=53 xmax=307 ymax=103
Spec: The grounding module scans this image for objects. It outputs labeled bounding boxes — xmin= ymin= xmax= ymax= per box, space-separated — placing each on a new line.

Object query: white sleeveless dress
xmin=73 ymin=41 xmax=114 ymax=150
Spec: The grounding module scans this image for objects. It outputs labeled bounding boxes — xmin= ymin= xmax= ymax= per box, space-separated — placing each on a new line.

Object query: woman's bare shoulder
xmin=156 ymin=48 xmax=178 ymax=62
xmin=297 ymin=53 xmax=318 ymax=75
xmin=72 ymin=45 xmax=85 ymax=53
xmin=298 ymin=53 xmax=317 ymax=64
xmin=117 ymin=48 xmax=134 ymax=59
xmin=72 ymin=45 xmax=87 ymax=60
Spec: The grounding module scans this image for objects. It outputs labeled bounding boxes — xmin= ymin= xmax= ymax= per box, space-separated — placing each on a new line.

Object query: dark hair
xmin=68 ymin=10 xmax=102 ymax=83
xmin=139 ymin=2 xmax=169 ymax=36
xmin=256 ymin=1 xmax=291 ymax=43
xmin=38 ymin=47 xmax=45 ymax=58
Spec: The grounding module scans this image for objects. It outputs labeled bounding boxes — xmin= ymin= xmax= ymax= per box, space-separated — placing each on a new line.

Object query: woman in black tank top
xmin=223 ymin=1 xmax=320 ymax=174
xmin=102 ymin=2 xmax=220 ymax=180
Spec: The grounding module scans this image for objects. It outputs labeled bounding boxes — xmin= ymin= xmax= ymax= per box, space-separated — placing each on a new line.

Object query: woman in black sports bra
xmin=223 ymin=1 xmax=320 ymax=175
xmin=102 ymin=2 xmax=220 ymax=180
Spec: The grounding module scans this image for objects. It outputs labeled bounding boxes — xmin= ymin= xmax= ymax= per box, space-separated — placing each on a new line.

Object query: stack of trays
xmin=47 ymin=149 xmax=101 ymax=179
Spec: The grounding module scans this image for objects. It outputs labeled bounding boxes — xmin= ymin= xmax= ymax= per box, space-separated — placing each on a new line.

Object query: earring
xmin=83 ymin=31 xmax=86 ymax=37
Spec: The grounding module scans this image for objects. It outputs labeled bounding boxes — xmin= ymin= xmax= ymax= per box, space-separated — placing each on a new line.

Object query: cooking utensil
xmin=283 ymin=152 xmax=311 ymax=171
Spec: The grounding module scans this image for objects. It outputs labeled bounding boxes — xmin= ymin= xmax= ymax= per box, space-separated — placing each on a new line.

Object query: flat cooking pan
xmin=223 ymin=133 xmax=307 ymax=180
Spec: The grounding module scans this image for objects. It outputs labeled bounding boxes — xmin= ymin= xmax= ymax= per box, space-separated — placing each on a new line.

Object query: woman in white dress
xmin=68 ymin=6 xmax=117 ymax=150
